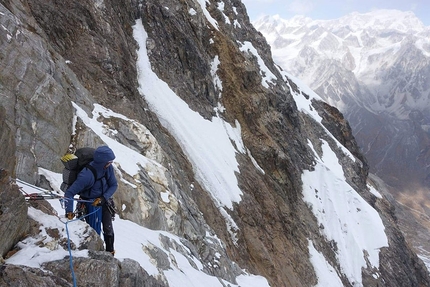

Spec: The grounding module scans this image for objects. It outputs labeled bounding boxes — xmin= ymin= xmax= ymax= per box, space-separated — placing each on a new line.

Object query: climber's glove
xmin=66 ymin=212 xmax=75 ymax=220
xmin=92 ymin=197 xmax=105 ymax=207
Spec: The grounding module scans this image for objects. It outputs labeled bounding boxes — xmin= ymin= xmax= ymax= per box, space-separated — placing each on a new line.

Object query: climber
xmin=64 ymin=145 xmax=118 ymax=255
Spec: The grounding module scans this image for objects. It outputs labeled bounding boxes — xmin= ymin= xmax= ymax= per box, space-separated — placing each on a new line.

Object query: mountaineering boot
xmin=104 ymin=234 xmax=115 ymax=254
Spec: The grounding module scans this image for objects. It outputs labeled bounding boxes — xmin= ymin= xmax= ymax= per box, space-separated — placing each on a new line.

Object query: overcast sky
xmin=241 ymin=0 xmax=430 ymax=26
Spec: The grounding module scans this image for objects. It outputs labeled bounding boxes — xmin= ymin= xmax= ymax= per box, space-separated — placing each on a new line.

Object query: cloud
xmin=288 ymin=0 xmax=315 ymax=14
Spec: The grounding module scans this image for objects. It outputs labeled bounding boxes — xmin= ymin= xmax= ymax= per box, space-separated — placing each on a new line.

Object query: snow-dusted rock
xmin=1 ymin=1 xmax=430 ymax=287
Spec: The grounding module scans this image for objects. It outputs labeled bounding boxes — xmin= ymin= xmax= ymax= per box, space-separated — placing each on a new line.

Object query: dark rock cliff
xmin=0 ymin=0 xmax=429 ymax=286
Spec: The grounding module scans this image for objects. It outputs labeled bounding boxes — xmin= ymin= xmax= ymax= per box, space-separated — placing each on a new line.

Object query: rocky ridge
xmin=254 ymin=11 xmax=430 ymax=266
xmin=0 ymin=1 xmax=429 ymax=287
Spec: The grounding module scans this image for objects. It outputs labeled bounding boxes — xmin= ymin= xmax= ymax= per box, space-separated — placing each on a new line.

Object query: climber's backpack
xmin=60 ymin=147 xmax=97 ymax=192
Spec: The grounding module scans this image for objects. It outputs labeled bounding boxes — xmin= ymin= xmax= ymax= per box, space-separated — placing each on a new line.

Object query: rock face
xmin=0 ymin=170 xmax=28 ymax=260
xmin=0 ymin=108 xmax=16 ymax=176
xmin=1 ymin=1 xmax=429 ymax=287
xmin=0 ymin=252 xmax=166 ymax=287
xmin=0 ymin=0 xmax=93 ymax=183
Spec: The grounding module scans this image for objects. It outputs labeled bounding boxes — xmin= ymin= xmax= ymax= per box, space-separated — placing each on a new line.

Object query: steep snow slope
xmin=134 ymin=18 xmax=389 ymax=285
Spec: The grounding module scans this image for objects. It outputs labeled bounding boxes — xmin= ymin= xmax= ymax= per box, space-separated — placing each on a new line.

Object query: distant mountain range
xmin=254 ymin=10 xmax=430 ymax=193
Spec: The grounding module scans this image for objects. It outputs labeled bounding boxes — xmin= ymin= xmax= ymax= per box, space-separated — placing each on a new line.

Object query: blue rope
xmin=61 ymin=197 xmax=101 ymax=287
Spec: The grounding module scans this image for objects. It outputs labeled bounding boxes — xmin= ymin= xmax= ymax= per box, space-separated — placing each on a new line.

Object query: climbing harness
xmin=74 ymin=201 xmax=87 ymax=220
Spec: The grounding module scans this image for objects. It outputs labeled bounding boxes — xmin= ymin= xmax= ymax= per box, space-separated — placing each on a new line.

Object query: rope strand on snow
xmin=62 ymin=201 xmax=101 ymax=287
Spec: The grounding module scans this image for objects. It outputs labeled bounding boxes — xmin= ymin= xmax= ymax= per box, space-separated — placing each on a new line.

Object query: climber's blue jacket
xmin=64 ymin=146 xmax=118 ymax=213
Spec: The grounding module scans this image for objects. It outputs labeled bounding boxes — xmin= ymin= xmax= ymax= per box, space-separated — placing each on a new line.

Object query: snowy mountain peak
xmin=333 ymin=10 xmax=425 ymax=33
xmin=256 ymin=9 xmax=426 ymax=34
xmin=255 ymin=9 xmax=430 ymax=115
xmin=255 ymin=9 xmax=428 ymax=56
